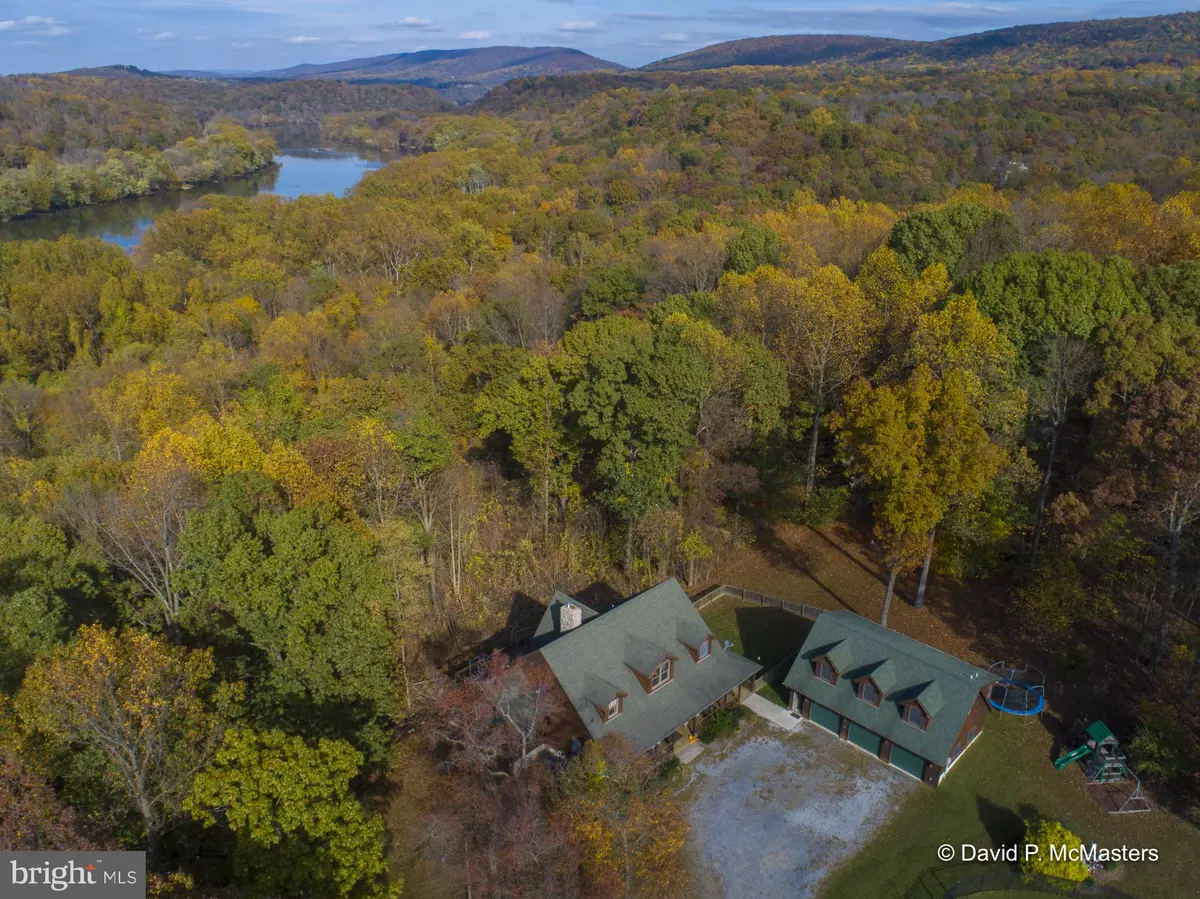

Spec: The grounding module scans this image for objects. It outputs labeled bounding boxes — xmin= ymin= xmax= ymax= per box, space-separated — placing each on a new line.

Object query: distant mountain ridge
xmin=249 ymin=46 xmax=623 ymax=102
xmin=644 ymin=11 xmax=1200 ymax=72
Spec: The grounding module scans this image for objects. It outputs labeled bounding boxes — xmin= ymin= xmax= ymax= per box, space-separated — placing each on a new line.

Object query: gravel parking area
xmin=685 ymin=720 xmax=917 ymax=898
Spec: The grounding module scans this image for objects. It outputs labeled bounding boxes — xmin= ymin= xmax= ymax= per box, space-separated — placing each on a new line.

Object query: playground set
xmin=984 ymin=662 xmax=1151 ymax=815
xmin=1054 ymin=719 xmax=1152 ymax=814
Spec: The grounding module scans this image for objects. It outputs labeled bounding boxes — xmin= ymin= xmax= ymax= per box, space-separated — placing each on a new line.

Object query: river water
xmin=0 ymin=132 xmax=388 ymax=250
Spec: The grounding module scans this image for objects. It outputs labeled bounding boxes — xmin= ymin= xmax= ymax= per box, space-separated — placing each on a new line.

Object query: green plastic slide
xmin=1054 ymin=743 xmax=1093 ymax=770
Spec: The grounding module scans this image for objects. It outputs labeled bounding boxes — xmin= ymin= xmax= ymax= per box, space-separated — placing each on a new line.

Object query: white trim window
xmin=859 ymin=681 xmax=879 ymax=705
xmin=697 ymin=640 xmax=710 ymax=661
xmin=650 ymin=659 xmax=672 ymax=691
xmin=607 ymin=696 xmax=621 ymax=720
xmin=816 ymin=660 xmax=836 ymax=684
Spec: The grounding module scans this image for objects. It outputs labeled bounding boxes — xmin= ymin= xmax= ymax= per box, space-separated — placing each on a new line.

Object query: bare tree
xmin=1028 ymin=336 xmax=1098 ymax=563
xmin=425 ymin=650 xmax=564 ymax=774
xmin=65 ymin=459 xmax=202 ymax=626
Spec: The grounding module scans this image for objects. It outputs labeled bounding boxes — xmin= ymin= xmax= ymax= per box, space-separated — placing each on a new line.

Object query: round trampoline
xmin=986 ymin=661 xmax=1045 ymax=715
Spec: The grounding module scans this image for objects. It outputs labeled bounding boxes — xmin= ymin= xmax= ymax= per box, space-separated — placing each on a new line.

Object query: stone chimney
xmin=560 ymin=602 xmax=582 ymax=633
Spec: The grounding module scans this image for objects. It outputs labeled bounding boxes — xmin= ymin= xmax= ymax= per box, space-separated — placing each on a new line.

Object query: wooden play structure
xmin=1054 ymin=719 xmax=1152 ymax=814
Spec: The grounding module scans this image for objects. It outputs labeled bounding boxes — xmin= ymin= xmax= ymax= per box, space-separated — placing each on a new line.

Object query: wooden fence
xmin=692 ymin=583 xmax=826 ymax=622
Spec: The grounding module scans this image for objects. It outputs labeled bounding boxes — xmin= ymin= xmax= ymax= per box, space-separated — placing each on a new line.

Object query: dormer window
xmin=650 ymin=658 xmax=672 ymax=691
xmin=858 ymin=680 xmax=880 ymax=706
xmin=697 ymin=639 xmax=710 ymax=661
xmin=904 ymin=703 xmax=928 ymax=730
xmin=607 ymin=696 xmax=621 ymax=720
xmin=815 ymin=659 xmax=837 ymax=684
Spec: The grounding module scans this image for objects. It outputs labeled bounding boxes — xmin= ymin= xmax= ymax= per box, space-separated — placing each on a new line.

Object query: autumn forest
xmin=2 ymin=35 xmax=1200 ymax=899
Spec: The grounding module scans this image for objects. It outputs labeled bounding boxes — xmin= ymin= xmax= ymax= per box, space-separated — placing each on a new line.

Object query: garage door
xmin=809 ymin=701 xmax=840 ymax=734
xmin=889 ymin=744 xmax=927 ymax=780
xmin=847 ymin=722 xmax=882 ymax=756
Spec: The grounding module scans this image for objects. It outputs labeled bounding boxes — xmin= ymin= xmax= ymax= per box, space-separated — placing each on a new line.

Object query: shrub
xmin=658 ymin=756 xmax=684 ymax=785
xmin=782 ymin=485 xmax=849 ymax=528
xmin=1021 ymin=819 xmax=1090 ymax=883
xmin=698 ymin=705 xmax=747 ymax=744
xmin=1128 ymin=707 xmax=1197 ymax=785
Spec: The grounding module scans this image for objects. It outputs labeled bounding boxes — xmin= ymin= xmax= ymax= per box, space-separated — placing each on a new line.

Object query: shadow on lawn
xmin=733 ymin=605 xmax=814 ymax=667
xmin=976 ymin=797 xmax=1027 ymax=848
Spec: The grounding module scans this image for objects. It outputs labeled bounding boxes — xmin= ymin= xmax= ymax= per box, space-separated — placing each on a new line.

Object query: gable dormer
xmin=677 ymin=621 xmax=715 ymax=663
xmin=901 ymin=682 xmax=943 ymax=731
xmin=811 ymin=640 xmax=853 ymax=685
xmin=626 ymin=637 xmax=679 ymax=694
xmin=593 ymin=691 xmax=627 ymax=723
xmin=853 ymin=675 xmax=884 ymax=707
xmin=812 ymin=655 xmax=839 ymax=685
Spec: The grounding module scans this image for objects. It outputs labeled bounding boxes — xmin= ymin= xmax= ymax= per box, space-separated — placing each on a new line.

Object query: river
xmin=0 ymin=131 xmax=389 ymax=250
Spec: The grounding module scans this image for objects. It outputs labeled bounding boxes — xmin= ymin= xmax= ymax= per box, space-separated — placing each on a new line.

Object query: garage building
xmin=783 ymin=611 xmax=995 ymax=786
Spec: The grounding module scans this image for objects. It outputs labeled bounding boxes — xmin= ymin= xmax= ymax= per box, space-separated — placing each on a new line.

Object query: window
xmin=697 ymin=639 xmax=710 ymax=660
xmin=607 ymin=697 xmax=621 ymax=720
xmin=650 ymin=659 xmax=671 ymax=691
xmin=950 ymin=742 xmax=963 ymax=762
xmin=904 ymin=704 xmax=927 ymax=729
xmin=816 ymin=660 xmax=836 ymax=684
xmin=859 ymin=681 xmax=879 ymax=705
xmin=968 ymin=726 xmax=977 ymax=742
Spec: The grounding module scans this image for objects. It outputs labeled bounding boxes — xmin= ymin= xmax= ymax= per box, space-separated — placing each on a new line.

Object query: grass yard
xmin=756 ymin=678 xmax=790 ymax=707
xmin=700 ymin=594 xmax=813 ymax=669
xmin=819 ymin=714 xmax=1200 ymax=899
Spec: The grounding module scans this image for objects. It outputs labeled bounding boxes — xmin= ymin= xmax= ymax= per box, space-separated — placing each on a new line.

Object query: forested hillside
xmin=645 ymin=11 xmax=1200 ymax=72
xmin=0 ymin=76 xmax=447 ymax=220
xmin=2 ymin=39 xmax=1200 ymax=899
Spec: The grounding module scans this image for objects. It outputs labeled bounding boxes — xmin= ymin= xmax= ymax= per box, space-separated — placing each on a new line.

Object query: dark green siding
xmin=809 ymin=701 xmax=840 ymax=733
xmin=847 ymin=721 xmax=882 ymax=755
xmin=889 ymin=744 xmax=927 ymax=780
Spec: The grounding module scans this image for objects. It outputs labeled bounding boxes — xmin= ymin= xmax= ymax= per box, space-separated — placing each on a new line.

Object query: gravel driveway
xmin=685 ymin=720 xmax=917 ymax=898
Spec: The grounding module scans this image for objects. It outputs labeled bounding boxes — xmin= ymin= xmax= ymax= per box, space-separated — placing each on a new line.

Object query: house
xmin=783 ymin=611 xmax=995 ymax=786
xmin=529 ymin=578 xmax=761 ymax=755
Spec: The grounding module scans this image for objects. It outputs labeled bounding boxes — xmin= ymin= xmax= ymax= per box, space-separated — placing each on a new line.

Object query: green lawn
xmin=819 ymin=714 xmax=1200 ymax=899
xmin=700 ymin=595 xmax=813 ymax=669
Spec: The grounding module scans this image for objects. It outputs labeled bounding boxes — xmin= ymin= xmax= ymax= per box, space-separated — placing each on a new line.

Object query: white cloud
xmin=232 ymin=42 xmax=255 ymax=48
xmin=1 ymin=15 xmax=70 ymax=36
xmin=559 ymin=20 xmax=601 ymax=33
xmin=661 ymin=32 xmax=691 ymax=42
xmin=284 ymin=35 xmax=321 ymax=44
xmin=147 ymin=31 xmax=176 ymax=41
xmin=458 ymin=29 xmax=491 ymax=39
xmin=403 ymin=16 xmax=435 ymax=27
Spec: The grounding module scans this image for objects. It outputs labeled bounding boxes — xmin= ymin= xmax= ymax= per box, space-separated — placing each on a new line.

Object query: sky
xmin=1 ymin=0 xmax=1197 ymax=74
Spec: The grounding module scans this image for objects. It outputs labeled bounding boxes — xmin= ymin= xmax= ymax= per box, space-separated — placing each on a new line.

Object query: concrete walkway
xmin=676 ymin=741 xmax=706 ymax=764
xmin=742 ymin=692 xmax=802 ymax=732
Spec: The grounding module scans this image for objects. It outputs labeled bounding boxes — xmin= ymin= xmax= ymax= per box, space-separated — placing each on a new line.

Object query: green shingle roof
xmin=537 ymin=579 xmax=761 ymax=753
xmin=864 ymin=658 xmax=898 ymax=694
xmin=783 ymin=611 xmax=995 ymax=765
xmin=826 ymin=640 xmax=855 ymax=673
